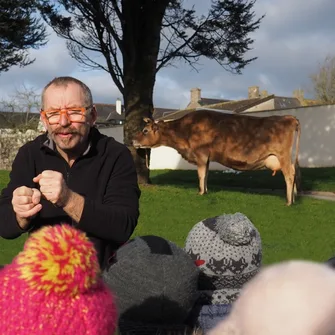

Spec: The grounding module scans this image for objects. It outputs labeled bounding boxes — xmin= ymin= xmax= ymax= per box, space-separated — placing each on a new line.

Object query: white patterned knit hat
xmin=185 ymin=212 xmax=262 ymax=305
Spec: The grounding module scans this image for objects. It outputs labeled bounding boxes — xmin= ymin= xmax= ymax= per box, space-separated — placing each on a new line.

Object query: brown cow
xmin=132 ymin=110 xmax=301 ymax=205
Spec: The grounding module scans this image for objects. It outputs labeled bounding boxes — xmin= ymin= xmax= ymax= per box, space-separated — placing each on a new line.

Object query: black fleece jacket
xmin=0 ymin=127 xmax=141 ymax=269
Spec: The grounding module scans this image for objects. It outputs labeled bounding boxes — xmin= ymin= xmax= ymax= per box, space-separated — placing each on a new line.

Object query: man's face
xmin=42 ymin=83 xmax=97 ymax=153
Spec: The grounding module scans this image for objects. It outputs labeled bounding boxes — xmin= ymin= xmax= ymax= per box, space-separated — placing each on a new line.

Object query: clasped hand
xmin=33 ymin=170 xmax=70 ymax=207
xmin=12 ymin=170 xmax=70 ymax=228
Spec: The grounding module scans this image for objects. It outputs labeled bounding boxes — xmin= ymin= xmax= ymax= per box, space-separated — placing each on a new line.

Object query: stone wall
xmin=0 ymin=129 xmax=41 ymax=170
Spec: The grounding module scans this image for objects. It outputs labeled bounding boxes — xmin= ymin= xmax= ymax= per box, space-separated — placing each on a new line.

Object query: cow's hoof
xmin=198 ymin=191 xmax=207 ymax=195
xmin=285 ymin=202 xmax=292 ymax=206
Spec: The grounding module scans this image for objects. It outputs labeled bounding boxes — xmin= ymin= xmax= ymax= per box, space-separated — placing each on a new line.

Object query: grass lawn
xmin=0 ymin=167 xmax=335 ymax=266
xmin=149 ymin=167 xmax=335 ymax=193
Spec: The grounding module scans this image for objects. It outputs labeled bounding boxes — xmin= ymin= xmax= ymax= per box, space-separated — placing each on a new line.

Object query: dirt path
xmin=219 ymin=186 xmax=335 ymax=202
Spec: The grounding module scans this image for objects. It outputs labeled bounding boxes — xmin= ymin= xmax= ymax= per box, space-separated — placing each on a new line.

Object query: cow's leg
xmin=204 ymin=159 xmax=210 ymax=193
xmin=290 ymin=162 xmax=302 ymax=202
xmin=280 ymin=159 xmax=296 ymax=206
xmin=197 ymin=157 xmax=210 ymax=195
xmin=291 ymin=163 xmax=297 ymax=203
xmin=294 ymin=161 xmax=302 ymax=193
xmin=293 ymin=164 xmax=297 ymax=199
xmin=197 ymin=163 xmax=207 ymax=195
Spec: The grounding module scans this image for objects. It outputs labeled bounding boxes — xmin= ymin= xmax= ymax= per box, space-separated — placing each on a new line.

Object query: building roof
xmin=94 ymin=103 xmax=124 ymax=122
xmin=198 ymin=98 xmax=231 ymax=106
xmin=152 ymin=107 xmax=179 ymax=119
xmin=158 ymin=94 xmax=276 ymax=121
xmin=207 ymin=95 xmax=301 ymax=113
xmin=273 ymin=96 xmax=301 ymax=110
xmin=95 ymin=103 xmax=177 ymax=122
xmin=169 ymin=86 xmax=323 ymax=122
xmin=210 ymin=95 xmax=275 ymax=113
xmin=157 ymin=107 xmax=198 ymax=121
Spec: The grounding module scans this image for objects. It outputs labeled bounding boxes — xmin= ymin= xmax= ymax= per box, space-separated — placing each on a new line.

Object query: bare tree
xmin=15 ymin=83 xmax=40 ymax=124
xmin=37 ymin=0 xmax=264 ymax=183
xmin=0 ymin=83 xmax=40 ymax=127
xmin=1 ymin=97 xmax=19 ymax=114
xmin=310 ymin=55 xmax=335 ymax=104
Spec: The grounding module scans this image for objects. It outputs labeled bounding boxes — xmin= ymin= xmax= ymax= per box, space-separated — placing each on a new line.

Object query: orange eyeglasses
xmin=40 ymin=106 xmax=93 ymax=125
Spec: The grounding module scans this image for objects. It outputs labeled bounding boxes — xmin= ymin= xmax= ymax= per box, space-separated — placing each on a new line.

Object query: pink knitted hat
xmin=0 ymin=224 xmax=118 ymax=335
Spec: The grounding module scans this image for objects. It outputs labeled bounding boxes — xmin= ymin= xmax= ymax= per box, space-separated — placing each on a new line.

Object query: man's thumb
xmin=31 ymin=188 xmax=41 ymax=205
xmin=33 ymin=174 xmax=42 ymax=183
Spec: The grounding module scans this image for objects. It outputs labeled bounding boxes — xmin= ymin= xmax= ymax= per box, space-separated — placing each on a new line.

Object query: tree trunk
xmin=122 ymin=0 xmax=169 ymax=184
xmin=123 ymin=94 xmax=153 ymax=185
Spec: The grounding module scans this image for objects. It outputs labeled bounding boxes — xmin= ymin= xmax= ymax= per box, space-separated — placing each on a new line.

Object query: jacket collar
xmin=40 ymin=127 xmax=99 ymax=157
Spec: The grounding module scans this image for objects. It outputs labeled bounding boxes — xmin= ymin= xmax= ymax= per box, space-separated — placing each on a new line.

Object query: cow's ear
xmin=143 ymin=117 xmax=152 ymax=124
xmin=153 ymin=121 xmax=160 ymax=132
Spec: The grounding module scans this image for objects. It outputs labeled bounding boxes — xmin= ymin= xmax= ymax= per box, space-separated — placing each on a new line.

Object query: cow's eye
xmin=143 ymin=128 xmax=149 ymax=135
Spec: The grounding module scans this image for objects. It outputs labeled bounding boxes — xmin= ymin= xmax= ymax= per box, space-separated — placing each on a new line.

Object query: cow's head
xmin=132 ymin=117 xmax=162 ymax=149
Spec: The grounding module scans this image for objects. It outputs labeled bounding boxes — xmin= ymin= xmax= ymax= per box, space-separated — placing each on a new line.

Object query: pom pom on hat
xmin=0 ymin=224 xmax=118 ymax=335
xmin=16 ymin=223 xmax=100 ymax=296
xmin=213 ymin=212 xmax=255 ymax=246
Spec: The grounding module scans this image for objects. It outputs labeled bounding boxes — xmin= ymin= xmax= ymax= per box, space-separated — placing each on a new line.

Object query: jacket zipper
xmin=64 ymin=166 xmax=74 ymax=226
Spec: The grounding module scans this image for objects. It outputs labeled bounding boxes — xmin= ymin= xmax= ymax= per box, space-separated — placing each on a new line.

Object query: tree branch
xmin=92 ymin=20 xmax=124 ymax=92
xmin=110 ymin=0 xmax=123 ymax=27
xmin=157 ymin=16 xmax=208 ymax=72
xmin=310 ymin=55 xmax=335 ymax=103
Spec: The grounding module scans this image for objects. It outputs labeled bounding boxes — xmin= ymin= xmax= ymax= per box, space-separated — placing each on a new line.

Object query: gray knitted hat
xmin=185 ymin=213 xmax=262 ymax=305
xmin=102 ymin=235 xmax=200 ymax=334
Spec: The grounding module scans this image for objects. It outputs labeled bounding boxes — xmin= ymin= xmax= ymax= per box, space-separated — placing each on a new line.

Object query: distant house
xmin=94 ymin=99 xmax=124 ymax=127
xmin=186 ymin=87 xmax=231 ymax=109
xmin=0 ymin=100 xmax=177 ymax=129
xmin=95 ymin=100 xmax=178 ymax=126
xmin=158 ymin=86 xmax=317 ymax=121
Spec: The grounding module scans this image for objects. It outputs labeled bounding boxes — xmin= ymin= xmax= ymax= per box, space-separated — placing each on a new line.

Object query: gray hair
xmin=41 ymin=76 xmax=93 ymax=110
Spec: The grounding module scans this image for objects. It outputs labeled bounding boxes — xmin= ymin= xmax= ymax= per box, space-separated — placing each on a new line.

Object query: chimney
xmin=260 ymin=90 xmax=269 ymax=98
xmin=116 ymin=98 xmax=122 ymax=115
xmin=293 ymin=89 xmax=304 ymax=102
xmin=191 ymin=88 xmax=201 ymax=104
xmin=248 ymin=86 xmax=260 ymax=99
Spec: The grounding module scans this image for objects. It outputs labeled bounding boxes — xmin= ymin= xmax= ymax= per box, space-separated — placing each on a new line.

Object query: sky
xmin=0 ymin=0 xmax=334 ymax=111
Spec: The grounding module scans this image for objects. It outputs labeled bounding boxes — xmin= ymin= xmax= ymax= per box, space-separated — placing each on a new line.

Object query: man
xmin=0 ymin=76 xmax=141 ymax=270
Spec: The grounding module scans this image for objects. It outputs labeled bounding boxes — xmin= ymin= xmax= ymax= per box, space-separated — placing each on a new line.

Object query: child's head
xmin=185 ymin=212 xmax=262 ymax=305
xmin=0 ymin=224 xmax=118 ymax=335
xmin=103 ymin=235 xmax=200 ymax=334
xmin=209 ymin=260 xmax=335 ymax=335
